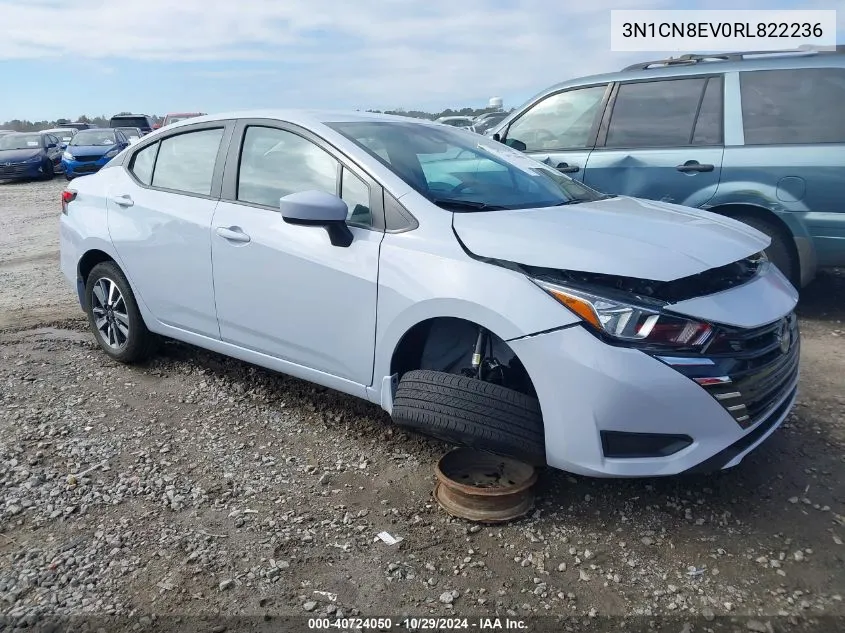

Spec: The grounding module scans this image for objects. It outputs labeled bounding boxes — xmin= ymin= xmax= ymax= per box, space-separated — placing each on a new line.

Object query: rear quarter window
xmin=740 ymin=68 xmax=845 ymax=145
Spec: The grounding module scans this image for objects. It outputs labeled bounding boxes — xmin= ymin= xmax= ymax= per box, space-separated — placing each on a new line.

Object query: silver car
xmin=59 ymin=111 xmax=800 ymax=477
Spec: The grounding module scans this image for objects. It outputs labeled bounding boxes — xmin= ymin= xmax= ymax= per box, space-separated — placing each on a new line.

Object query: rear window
xmin=111 ymin=116 xmax=149 ymax=129
xmin=740 ymin=68 xmax=845 ymax=145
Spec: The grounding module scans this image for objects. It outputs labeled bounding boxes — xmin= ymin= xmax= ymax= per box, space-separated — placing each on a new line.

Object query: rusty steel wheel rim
xmin=433 ymin=447 xmax=538 ymax=523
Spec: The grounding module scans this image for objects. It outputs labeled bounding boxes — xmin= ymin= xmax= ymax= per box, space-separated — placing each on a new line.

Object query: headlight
xmin=104 ymin=149 xmax=119 ymax=158
xmin=532 ymin=279 xmax=713 ymax=349
xmin=63 ymin=151 xmax=74 ymax=161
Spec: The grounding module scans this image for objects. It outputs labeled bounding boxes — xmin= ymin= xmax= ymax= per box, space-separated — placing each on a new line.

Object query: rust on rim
xmin=433 ymin=447 xmax=538 ymax=523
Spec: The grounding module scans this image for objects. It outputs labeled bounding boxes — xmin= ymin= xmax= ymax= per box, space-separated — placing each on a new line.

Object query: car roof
xmin=162 ymin=109 xmax=443 ymax=129
xmin=111 ymin=114 xmax=151 ymax=118
xmin=526 ymin=47 xmax=844 ymax=102
xmin=76 ymin=127 xmax=114 ymax=132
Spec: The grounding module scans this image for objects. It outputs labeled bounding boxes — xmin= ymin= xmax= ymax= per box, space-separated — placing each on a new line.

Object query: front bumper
xmin=509 ymin=317 xmax=799 ymax=478
xmin=63 ymin=156 xmax=109 ymax=177
xmin=0 ymin=160 xmax=44 ymax=180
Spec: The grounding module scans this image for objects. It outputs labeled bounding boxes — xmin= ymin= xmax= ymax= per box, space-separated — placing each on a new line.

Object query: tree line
xmin=0 ymin=113 xmax=163 ymax=132
xmin=1 ymin=107 xmax=509 ymax=132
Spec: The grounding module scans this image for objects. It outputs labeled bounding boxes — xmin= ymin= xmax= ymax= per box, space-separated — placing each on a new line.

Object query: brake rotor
xmin=433 ymin=447 xmax=538 ymax=523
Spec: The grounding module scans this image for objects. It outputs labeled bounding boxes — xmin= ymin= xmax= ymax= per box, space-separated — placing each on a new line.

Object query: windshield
xmin=118 ymin=128 xmax=140 ymax=138
xmin=328 ymin=121 xmax=603 ymax=211
xmin=165 ymin=115 xmax=191 ymax=125
xmin=71 ymin=130 xmax=117 ymax=146
xmin=51 ymin=130 xmax=75 ymax=142
xmin=0 ymin=134 xmax=43 ymax=150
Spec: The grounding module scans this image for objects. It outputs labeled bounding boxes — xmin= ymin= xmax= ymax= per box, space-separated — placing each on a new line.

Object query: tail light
xmin=61 ymin=189 xmax=77 ymax=215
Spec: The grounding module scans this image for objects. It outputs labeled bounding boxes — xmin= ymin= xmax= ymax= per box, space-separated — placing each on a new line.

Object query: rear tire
xmin=733 ymin=213 xmax=799 ymax=288
xmin=392 ymin=369 xmax=546 ymax=465
xmin=84 ymin=261 xmax=155 ymax=364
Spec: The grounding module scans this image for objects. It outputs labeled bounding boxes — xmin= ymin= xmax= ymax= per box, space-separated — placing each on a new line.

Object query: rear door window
xmin=605 ymin=77 xmax=721 ymax=148
xmin=740 ymin=68 xmax=845 ymax=144
xmin=151 ymin=128 xmax=224 ymax=195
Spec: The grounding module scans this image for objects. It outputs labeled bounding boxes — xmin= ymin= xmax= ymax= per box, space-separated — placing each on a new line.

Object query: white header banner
xmin=611 ymin=10 xmax=838 ymax=52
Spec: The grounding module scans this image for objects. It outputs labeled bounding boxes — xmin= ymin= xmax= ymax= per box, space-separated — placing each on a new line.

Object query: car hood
xmin=0 ymin=148 xmax=43 ymax=162
xmin=66 ymin=144 xmax=116 ymax=158
xmin=451 ymin=196 xmax=770 ymax=282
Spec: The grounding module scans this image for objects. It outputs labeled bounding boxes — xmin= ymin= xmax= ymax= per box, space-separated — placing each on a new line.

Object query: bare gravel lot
xmin=1 ymin=178 xmax=843 ymax=632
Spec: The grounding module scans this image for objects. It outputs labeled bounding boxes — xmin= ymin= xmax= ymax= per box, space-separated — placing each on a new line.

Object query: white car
xmin=435 ymin=115 xmax=475 ymax=129
xmin=59 ymin=110 xmax=799 ymax=477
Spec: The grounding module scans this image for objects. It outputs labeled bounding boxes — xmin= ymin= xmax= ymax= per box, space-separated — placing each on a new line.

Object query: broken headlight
xmin=532 ymin=279 xmax=713 ymax=349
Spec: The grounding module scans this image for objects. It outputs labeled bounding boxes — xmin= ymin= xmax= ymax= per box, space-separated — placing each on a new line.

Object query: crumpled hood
xmin=0 ymin=148 xmax=43 ymax=163
xmin=452 ymin=196 xmax=770 ymax=282
xmin=67 ymin=144 xmax=117 ymax=158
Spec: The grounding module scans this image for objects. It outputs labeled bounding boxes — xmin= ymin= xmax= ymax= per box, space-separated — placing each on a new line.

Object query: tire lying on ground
xmin=391 ymin=369 xmax=546 ymax=465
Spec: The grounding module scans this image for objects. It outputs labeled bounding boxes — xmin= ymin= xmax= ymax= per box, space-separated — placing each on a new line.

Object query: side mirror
xmin=504 ymin=138 xmax=527 ymax=152
xmin=280 ymin=190 xmax=353 ymax=248
xmin=48 ymin=142 xmax=57 ymax=149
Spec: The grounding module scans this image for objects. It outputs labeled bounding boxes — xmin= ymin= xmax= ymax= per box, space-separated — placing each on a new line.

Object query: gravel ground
xmin=0 ymin=178 xmax=843 ymax=632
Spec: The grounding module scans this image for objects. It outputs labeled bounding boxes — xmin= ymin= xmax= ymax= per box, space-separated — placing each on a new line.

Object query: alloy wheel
xmin=90 ymin=277 xmax=130 ymax=349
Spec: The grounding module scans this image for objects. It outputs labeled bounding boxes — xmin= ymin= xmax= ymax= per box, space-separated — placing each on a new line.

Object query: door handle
xmin=555 ymin=162 xmax=580 ymax=174
xmin=110 ymin=194 xmax=134 ymax=207
xmin=676 ymin=161 xmax=714 ymax=173
xmin=215 ymin=226 xmax=251 ymax=243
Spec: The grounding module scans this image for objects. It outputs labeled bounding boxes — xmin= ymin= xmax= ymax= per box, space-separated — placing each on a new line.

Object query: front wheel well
xmin=389 ymin=317 xmax=538 ymax=399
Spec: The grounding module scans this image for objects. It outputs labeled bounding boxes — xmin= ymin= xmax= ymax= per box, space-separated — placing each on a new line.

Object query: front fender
xmin=370 ymin=234 xmax=579 ymax=405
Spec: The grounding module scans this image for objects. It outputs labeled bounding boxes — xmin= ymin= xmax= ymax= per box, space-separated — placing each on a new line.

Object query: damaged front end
xmin=520 ymin=251 xmax=768 ymax=305
xmin=513 ymin=252 xmax=777 ymax=355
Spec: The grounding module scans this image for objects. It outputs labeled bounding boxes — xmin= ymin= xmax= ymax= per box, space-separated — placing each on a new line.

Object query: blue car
xmin=63 ymin=128 xmax=129 ymax=180
xmin=0 ymin=132 xmax=65 ymax=181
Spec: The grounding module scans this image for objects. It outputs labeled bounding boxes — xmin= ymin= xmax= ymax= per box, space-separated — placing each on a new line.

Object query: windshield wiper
xmin=430 ymin=197 xmax=505 ymax=211
xmin=554 ymin=194 xmax=617 ymax=206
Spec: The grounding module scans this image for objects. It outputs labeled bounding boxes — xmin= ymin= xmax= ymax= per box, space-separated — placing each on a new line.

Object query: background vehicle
xmin=62 ymin=128 xmax=129 ymax=180
xmin=64 ymin=122 xmax=93 ymax=131
xmin=0 ymin=132 xmax=63 ymax=180
xmin=491 ymin=46 xmax=845 ymax=288
xmin=116 ymin=126 xmax=143 ymax=144
xmin=41 ymin=127 xmax=77 ymax=147
xmin=109 ymin=114 xmax=155 ymax=135
xmin=60 ymin=111 xmax=798 ymax=478
xmin=434 ymin=115 xmax=475 ymax=129
xmin=472 ymin=111 xmax=508 ymax=134
xmin=156 ymin=112 xmax=206 ymax=129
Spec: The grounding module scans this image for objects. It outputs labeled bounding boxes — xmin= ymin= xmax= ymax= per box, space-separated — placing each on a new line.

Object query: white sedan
xmin=59 ymin=110 xmax=799 ymax=477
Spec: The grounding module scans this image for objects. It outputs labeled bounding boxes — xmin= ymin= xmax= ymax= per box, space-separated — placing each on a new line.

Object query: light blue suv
xmin=491 ymin=47 xmax=845 ymax=287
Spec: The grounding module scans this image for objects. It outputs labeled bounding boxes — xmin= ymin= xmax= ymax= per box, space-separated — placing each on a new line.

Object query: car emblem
xmin=3 ymin=162 xmax=9 ymax=167
xmin=776 ymin=318 xmax=791 ymax=354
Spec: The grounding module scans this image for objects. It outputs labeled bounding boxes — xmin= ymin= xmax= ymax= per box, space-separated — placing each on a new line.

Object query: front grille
xmin=71 ymin=155 xmax=101 ymax=163
xmin=701 ymin=314 xmax=799 ymax=428
xmin=72 ymin=163 xmax=99 ymax=174
xmin=0 ymin=164 xmax=31 ymax=177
